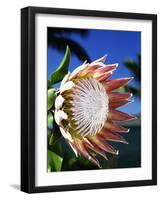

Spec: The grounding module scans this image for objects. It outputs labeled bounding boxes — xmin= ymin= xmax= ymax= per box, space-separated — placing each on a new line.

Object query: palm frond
xmin=123 ymin=54 xmax=141 ymax=82
xmin=48 ymin=36 xmax=91 ymax=62
xmin=48 ymin=28 xmax=89 ymax=38
xmin=60 ymin=29 xmax=89 ymax=37
xmin=124 ymin=85 xmax=141 ymax=98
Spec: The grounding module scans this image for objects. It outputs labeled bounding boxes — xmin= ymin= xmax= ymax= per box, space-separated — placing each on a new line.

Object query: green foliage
xmin=50 ymin=46 xmax=70 ymax=85
xmin=48 ymin=111 xmax=54 ymax=127
xmin=47 ymin=47 xmax=71 ymax=172
xmin=48 ymin=133 xmax=54 ymax=146
xmin=47 ymin=80 xmax=52 ymax=89
xmin=123 ymin=54 xmax=141 ymax=98
xmin=47 ymin=88 xmax=56 ymax=110
xmin=123 ymin=54 xmax=141 ymax=82
xmin=48 ymin=127 xmax=62 ymax=146
xmin=124 ymin=85 xmax=141 ymax=97
xmin=48 ymin=150 xmax=63 ymax=172
xmin=48 ymin=164 xmax=52 ymax=172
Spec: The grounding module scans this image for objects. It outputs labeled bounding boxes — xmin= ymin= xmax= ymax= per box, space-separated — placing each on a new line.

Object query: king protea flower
xmin=54 ymin=55 xmax=135 ymax=168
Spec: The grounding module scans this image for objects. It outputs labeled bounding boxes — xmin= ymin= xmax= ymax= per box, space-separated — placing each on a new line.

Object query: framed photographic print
xmin=21 ymin=6 xmax=157 ymax=193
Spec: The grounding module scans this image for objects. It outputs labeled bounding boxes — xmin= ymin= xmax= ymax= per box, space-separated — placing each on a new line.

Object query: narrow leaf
xmin=48 ymin=88 xmax=56 ymax=110
xmin=48 ymin=111 xmax=54 ymax=127
xmin=50 ymin=46 xmax=70 ymax=84
xmin=49 ymin=133 xmax=54 ymax=145
xmin=48 ymin=131 xmax=62 ymax=146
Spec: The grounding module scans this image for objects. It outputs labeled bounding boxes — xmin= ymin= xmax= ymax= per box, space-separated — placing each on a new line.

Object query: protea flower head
xmin=54 ymin=55 xmax=135 ymax=168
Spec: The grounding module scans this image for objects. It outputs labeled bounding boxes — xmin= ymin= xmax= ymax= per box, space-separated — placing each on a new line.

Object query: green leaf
xmin=48 ymin=150 xmax=63 ymax=171
xmin=50 ymin=46 xmax=70 ymax=84
xmin=48 ymin=129 xmax=52 ymax=139
xmin=48 ymin=164 xmax=52 ymax=172
xmin=48 ymin=132 xmax=62 ymax=146
xmin=48 ymin=80 xmax=52 ymax=89
xmin=49 ymin=133 xmax=54 ymax=146
xmin=48 ymin=88 xmax=56 ymax=110
xmin=48 ymin=111 xmax=54 ymax=127
xmin=49 ymin=139 xmax=63 ymax=156
xmin=48 ymin=127 xmax=62 ymax=146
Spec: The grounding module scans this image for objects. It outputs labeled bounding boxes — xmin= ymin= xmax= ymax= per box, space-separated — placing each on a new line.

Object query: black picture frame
xmin=21 ymin=6 xmax=157 ymax=193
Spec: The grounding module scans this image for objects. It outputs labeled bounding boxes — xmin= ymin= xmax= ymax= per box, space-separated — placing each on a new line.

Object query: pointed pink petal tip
xmin=105 ymin=77 xmax=134 ymax=91
xmin=101 ymin=54 xmax=108 ymax=63
xmin=109 ymin=109 xmax=136 ymax=122
xmin=93 ymin=54 xmax=107 ymax=64
xmin=109 ymin=92 xmax=133 ymax=102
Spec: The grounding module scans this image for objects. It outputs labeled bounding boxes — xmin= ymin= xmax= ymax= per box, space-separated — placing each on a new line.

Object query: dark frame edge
xmin=23 ymin=6 xmax=157 ymax=19
xmin=21 ymin=7 xmax=35 ymax=193
xmin=32 ymin=179 xmax=155 ymax=193
xmin=21 ymin=7 xmax=29 ymax=193
xmin=152 ymin=14 xmax=157 ymax=185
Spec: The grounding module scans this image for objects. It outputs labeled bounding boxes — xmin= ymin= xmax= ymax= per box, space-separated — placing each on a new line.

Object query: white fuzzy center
xmin=72 ymin=78 xmax=109 ymax=136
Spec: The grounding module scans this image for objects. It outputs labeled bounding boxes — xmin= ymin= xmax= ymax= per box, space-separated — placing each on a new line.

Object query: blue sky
xmin=47 ymin=29 xmax=141 ymax=114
